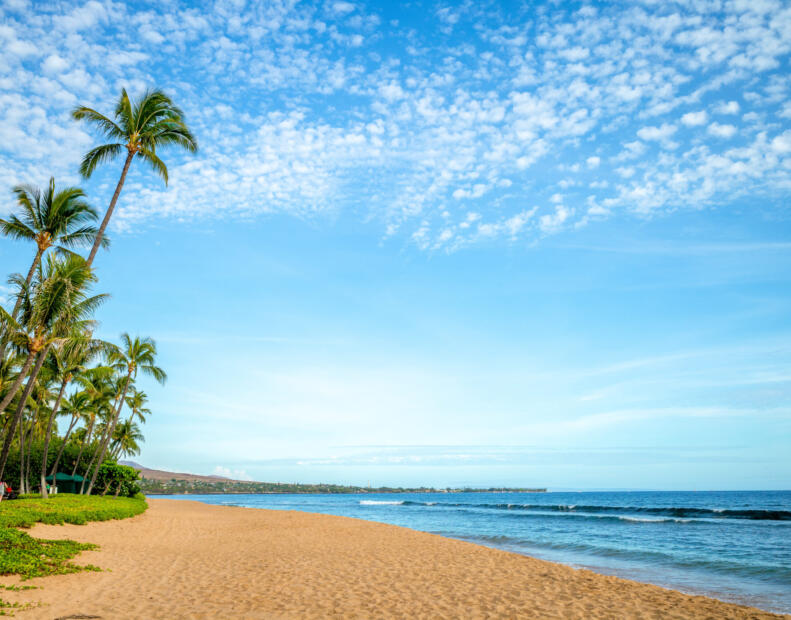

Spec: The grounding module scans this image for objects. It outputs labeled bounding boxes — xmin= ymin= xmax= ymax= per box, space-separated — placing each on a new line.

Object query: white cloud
xmin=539 ymin=204 xmax=571 ymax=232
xmin=708 ymin=122 xmax=738 ymax=138
xmin=637 ymin=123 xmax=677 ymax=141
xmin=716 ymin=100 xmax=740 ymax=114
xmin=331 ymin=2 xmax=355 ymax=14
xmin=681 ymin=110 xmax=707 ymax=126
xmin=213 ymin=465 xmax=253 ymax=481
xmin=586 ymin=156 xmax=601 ymax=168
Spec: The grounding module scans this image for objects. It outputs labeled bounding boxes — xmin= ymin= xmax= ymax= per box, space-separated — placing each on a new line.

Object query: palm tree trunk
xmin=11 ymin=248 xmax=43 ymax=319
xmin=18 ymin=414 xmax=25 ymax=493
xmin=39 ymin=377 xmax=68 ymax=498
xmin=0 ymin=350 xmax=37 ymax=416
xmin=0 ymin=344 xmax=50 ymax=481
xmin=86 ymin=375 xmax=130 ymax=495
xmin=72 ymin=417 xmax=94 ymax=478
xmin=50 ymin=413 xmax=78 ymax=477
xmin=86 ymin=151 xmax=134 ymax=267
xmin=81 ymin=388 xmax=124 ymax=494
xmin=23 ymin=414 xmax=35 ymax=494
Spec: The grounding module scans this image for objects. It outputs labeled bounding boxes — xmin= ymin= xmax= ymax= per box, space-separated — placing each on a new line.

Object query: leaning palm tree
xmin=48 ymin=390 xmax=90 ymax=481
xmin=77 ymin=371 xmax=125 ymax=492
xmin=72 ymin=88 xmax=198 ymax=265
xmin=84 ymin=334 xmax=165 ymax=494
xmin=110 ymin=419 xmax=144 ymax=460
xmin=0 ymin=179 xmax=102 ymax=360
xmin=0 ymin=254 xmax=107 ymax=480
xmin=124 ymin=388 xmax=150 ymax=425
xmin=38 ymin=334 xmax=114 ymax=498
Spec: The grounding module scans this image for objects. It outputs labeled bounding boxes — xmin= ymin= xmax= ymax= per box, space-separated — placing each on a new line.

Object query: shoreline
xmin=5 ymin=498 xmax=787 ymax=619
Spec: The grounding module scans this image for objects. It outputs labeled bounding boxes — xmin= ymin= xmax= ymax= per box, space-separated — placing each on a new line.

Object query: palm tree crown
xmin=0 ymin=178 xmax=102 ymax=317
xmin=72 ymin=88 xmax=198 ymax=266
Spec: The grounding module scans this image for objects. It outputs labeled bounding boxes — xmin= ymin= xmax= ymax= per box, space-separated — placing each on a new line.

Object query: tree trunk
xmin=113 ymin=480 xmax=122 ymax=498
xmin=72 ymin=417 xmax=94 ymax=478
xmin=12 ymin=248 xmax=43 ymax=319
xmin=40 ymin=377 xmax=68 ymax=498
xmin=23 ymin=414 xmax=35 ymax=494
xmin=86 ymin=374 xmax=130 ymax=495
xmin=0 ymin=344 xmax=50 ymax=481
xmin=0 ymin=349 xmax=36 ymax=417
xmin=50 ymin=413 xmax=78 ymax=477
xmin=18 ymin=414 xmax=25 ymax=494
xmin=86 ymin=151 xmax=134 ymax=267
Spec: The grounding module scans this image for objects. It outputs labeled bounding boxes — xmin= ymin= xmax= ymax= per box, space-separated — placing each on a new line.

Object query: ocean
xmin=156 ymin=490 xmax=791 ymax=614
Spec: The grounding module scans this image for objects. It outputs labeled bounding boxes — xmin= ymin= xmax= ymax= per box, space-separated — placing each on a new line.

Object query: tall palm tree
xmin=124 ymin=388 xmax=150 ymax=425
xmin=110 ymin=419 xmax=144 ymax=459
xmin=38 ymin=335 xmax=113 ymax=498
xmin=79 ymin=372 xmax=126 ymax=492
xmin=0 ymin=254 xmax=107 ymax=480
xmin=48 ymin=390 xmax=90 ymax=481
xmin=72 ymin=88 xmax=198 ymax=265
xmin=85 ymin=333 xmax=165 ymax=494
xmin=0 ymin=178 xmax=103 ymax=320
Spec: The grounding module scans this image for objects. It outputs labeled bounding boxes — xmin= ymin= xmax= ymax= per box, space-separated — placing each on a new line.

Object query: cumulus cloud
xmin=213 ymin=465 xmax=253 ymax=481
xmin=681 ymin=111 xmax=708 ymax=126
xmin=716 ymin=101 xmax=740 ymax=114
xmin=708 ymin=122 xmax=738 ymax=138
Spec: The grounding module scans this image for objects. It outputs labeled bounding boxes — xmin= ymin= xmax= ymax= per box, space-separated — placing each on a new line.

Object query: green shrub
xmin=93 ymin=463 xmax=141 ymax=497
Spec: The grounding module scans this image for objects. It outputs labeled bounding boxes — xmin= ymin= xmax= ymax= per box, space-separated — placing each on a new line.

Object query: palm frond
xmin=71 ymin=106 xmax=125 ymax=140
xmin=0 ymin=215 xmax=37 ymax=242
xmin=58 ymin=225 xmax=108 ymax=249
xmin=78 ymin=143 xmax=124 ymax=179
xmin=138 ymin=147 xmax=168 ymax=184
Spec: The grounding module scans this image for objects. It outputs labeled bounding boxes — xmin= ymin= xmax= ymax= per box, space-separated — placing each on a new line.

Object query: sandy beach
xmin=3 ymin=498 xmax=785 ymax=619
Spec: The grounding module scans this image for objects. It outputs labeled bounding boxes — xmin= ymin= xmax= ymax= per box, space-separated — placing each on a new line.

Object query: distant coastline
xmin=142 ymin=480 xmax=547 ymax=495
xmin=123 ymin=461 xmax=546 ymax=495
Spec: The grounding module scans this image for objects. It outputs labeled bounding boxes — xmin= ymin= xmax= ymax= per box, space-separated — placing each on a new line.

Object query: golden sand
xmin=4 ymin=498 xmax=785 ymax=619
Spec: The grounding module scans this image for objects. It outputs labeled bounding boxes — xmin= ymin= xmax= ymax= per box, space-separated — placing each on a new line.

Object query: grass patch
xmin=0 ymin=493 xmax=147 ymax=602
xmin=0 ymin=529 xmax=99 ymax=580
xmin=0 ymin=493 xmax=147 ymax=529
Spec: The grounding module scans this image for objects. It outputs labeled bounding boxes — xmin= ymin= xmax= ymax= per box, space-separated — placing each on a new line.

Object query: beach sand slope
xmin=4 ymin=498 xmax=786 ymax=619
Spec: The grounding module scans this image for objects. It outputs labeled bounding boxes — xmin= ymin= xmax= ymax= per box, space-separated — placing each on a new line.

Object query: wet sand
xmin=4 ymin=498 xmax=786 ymax=619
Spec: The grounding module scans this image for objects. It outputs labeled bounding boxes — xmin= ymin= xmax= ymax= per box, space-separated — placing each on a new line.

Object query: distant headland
xmin=121 ymin=462 xmax=546 ymax=495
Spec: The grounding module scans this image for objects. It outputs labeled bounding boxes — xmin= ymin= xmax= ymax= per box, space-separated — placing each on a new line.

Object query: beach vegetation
xmin=0 ymin=493 xmax=146 ymax=599
xmin=0 ymin=85 xmax=185 ymax=500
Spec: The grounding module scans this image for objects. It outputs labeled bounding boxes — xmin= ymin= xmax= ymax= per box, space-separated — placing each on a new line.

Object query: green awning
xmin=45 ymin=473 xmax=85 ymax=482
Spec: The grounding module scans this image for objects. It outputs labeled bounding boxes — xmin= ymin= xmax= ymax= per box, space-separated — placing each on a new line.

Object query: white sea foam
xmin=618 ymin=516 xmax=690 ymax=523
xmin=359 ymin=500 xmax=404 ymax=506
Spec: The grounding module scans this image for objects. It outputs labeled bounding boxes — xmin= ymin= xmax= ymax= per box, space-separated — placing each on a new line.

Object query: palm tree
xmin=72 ymin=88 xmax=198 ymax=265
xmin=110 ymin=419 xmax=144 ymax=459
xmin=0 ymin=178 xmax=102 ymax=320
xmin=38 ymin=335 xmax=113 ymax=498
xmin=48 ymin=390 xmax=90 ymax=481
xmin=79 ymin=366 xmax=126 ymax=493
xmin=0 ymin=254 xmax=107 ymax=481
xmin=85 ymin=334 xmax=165 ymax=494
xmin=124 ymin=388 xmax=150 ymax=425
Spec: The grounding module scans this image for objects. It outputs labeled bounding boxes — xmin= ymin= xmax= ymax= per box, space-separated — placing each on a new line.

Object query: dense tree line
xmin=0 ymin=88 xmax=195 ymax=498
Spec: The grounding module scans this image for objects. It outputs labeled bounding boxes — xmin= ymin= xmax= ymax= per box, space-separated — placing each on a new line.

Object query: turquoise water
xmin=157 ymin=490 xmax=791 ymax=614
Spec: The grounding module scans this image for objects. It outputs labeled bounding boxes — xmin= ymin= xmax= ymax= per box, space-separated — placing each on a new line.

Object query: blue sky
xmin=1 ymin=0 xmax=790 ymax=489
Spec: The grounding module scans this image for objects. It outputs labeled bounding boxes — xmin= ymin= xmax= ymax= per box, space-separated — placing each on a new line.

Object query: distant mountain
xmin=118 ymin=461 xmax=241 ymax=483
xmin=121 ymin=463 xmax=546 ymax=495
